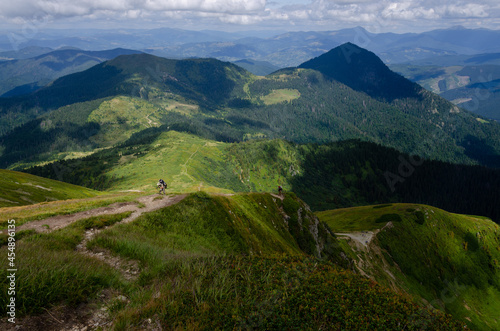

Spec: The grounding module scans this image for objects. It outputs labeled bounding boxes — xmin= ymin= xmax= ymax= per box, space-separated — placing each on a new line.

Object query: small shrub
xmin=375 ymin=213 xmax=402 ymax=223
xmin=464 ymin=232 xmax=479 ymax=252
xmin=415 ymin=211 xmax=425 ymax=225
xmin=193 ymin=191 xmax=211 ymax=199
xmin=382 ymin=251 xmax=395 ymax=266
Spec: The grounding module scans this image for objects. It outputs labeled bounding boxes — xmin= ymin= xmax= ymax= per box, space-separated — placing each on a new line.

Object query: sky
xmin=0 ymin=0 xmax=499 ymax=34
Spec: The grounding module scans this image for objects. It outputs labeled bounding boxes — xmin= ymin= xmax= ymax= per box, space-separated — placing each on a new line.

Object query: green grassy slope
xmin=89 ymin=192 xmax=334 ymax=262
xmin=0 ymin=168 xmax=100 ymax=208
xmin=106 ymin=131 xmax=303 ymax=194
xmin=24 ymin=131 xmax=500 ymax=223
xmin=105 ymin=131 xmax=239 ymax=193
xmin=0 ymin=193 xmax=463 ymax=329
xmin=25 ymin=130 xmax=303 ymax=194
xmin=318 ymin=203 xmax=500 ymax=330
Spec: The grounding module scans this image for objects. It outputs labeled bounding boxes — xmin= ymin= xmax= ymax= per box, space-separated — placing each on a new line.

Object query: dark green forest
xmin=289 ymin=140 xmax=500 ymax=223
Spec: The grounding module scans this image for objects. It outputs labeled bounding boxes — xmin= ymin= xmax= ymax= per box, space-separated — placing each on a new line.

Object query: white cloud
xmin=219 ymin=13 xmax=265 ymax=24
xmin=0 ymin=0 xmax=498 ymax=32
xmin=0 ymin=0 xmax=267 ymax=20
xmin=438 ymin=3 xmax=489 ymax=18
xmin=382 ymin=2 xmax=439 ymax=20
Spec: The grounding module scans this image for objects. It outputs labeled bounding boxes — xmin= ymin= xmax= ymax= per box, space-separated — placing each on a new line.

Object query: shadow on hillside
xmin=0 ymin=119 xmax=100 ymax=168
xmin=461 ymin=135 xmax=500 ymax=168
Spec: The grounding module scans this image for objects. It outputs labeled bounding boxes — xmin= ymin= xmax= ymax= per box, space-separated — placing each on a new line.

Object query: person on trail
xmin=157 ymin=179 xmax=167 ymax=194
xmin=278 ymin=185 xmax=283 ymax=196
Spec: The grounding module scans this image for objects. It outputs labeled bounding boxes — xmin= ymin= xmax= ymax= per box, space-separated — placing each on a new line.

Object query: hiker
xmin=278 ymin=185 xmax=283 ymax=196
xmin=157 ymin=179 xmax=167 ymax=194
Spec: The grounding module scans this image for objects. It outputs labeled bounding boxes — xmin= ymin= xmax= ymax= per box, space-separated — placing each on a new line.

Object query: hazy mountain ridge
xmin=0 ymin=46 xmax=54 ymax=61
xmin=0 ymin=48 xmax=143 ymax=97
xmin=2 ymin=26 xmax=500 ymax=68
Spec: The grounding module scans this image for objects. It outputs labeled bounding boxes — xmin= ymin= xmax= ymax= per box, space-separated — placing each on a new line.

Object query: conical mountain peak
xmin=299 ymin=43 xmax=420 ymax=101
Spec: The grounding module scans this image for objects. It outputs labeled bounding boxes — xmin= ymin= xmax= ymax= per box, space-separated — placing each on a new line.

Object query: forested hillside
xmin=1 ymin=43 xmax=500 ymax=171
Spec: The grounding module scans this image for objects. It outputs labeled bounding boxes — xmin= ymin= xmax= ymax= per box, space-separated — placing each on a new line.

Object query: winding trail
xmin=335 ymin=221 xmax=394 ymax=250
xmin=0 ymin=193 xmax=188 ymax=330
xmin=17 ymin=193 xmax=187 ymax=233
xmin=16 ymin=193 xmax=187 ymax=282
xmin=335 ymin=231 xmax=376 ymax=249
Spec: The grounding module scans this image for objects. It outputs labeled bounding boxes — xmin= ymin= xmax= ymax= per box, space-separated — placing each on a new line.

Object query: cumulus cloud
xmin=0 ymin=0 xmax=266 ymax=20
xmin=382 ymin=2 xmax=439 ymax=20
xmin=438 ymin=3 xmax=489 ymax=18
xmin=282 ymin=0 xmax=500 ymax=30
xmin=0 ymin=0 xmax=499 ymax=31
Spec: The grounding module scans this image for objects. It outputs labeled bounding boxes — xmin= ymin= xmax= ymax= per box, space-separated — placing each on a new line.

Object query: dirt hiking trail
xmin=17 ymin=193 xmax=187 ymax=233
xmin=0 ymin=193 xmax=184 ymax=331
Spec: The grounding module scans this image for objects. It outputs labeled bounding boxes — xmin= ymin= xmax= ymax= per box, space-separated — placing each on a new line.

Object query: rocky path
xmin=1 ymin=193 xmax=186 ymax=331
xmin=335 ymin=231 xmax=376 ymax=249
xmin=17 ymin=193 xmax=187 ymax=233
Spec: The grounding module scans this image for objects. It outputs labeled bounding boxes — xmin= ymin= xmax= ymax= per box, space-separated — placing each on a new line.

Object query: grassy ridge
xmin=68 ymin=130 xmax=301 ymax=194
xmin=318 ymin=203 xmax=500 ymax=330
xmin=316 ymin=203 xmax=406 ymax=232
xmin=0 ymin=168 xmax=100 ymax=208
xmin=87 ymin=193 xmax=464 ymax=329
xmin=105 ymin=131 xmax=237 ymax=193
xmin=0 ymin=192 xmax=464 ymax=329
xmin=88 ymin=192 xmax=336 ymax=265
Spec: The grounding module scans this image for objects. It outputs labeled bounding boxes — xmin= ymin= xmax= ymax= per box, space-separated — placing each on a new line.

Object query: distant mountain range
xmin=1 ymin=26 xmax=500 ymax=68
xmin=0 ymin=48 xmax=142 ymax=97
xmin=391 ymin=54 xmax=500 ymax=121
xmin=0 ymin=46 xmax=53 ymax=61
xmin=2 ymin=26 xmax=500 ymax=109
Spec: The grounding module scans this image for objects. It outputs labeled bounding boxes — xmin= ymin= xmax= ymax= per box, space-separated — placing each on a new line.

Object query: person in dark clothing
xmin=157 ymin=179 xmax=167 ymax=194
